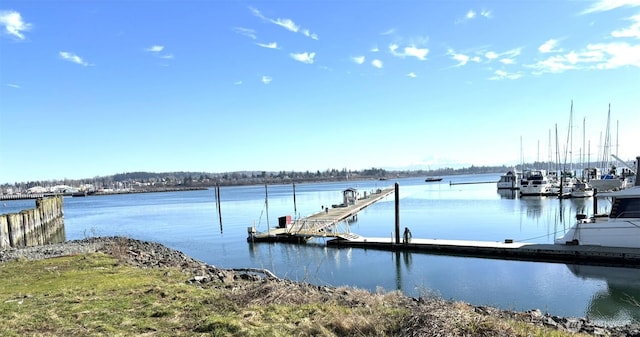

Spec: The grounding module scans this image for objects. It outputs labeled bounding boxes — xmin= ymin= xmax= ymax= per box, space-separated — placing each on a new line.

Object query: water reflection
xmin=497 ymin=189 xmax=517 ymax=199
xmin=567 ymin=264 xmax=640 ymax=324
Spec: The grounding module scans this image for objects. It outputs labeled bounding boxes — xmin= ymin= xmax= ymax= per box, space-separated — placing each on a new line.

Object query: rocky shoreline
xmin=2 ymin=237 xmax=639 ymax=336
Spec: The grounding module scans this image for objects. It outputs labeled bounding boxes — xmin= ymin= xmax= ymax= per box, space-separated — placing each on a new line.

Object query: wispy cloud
xmin=250 ymin=7 xmax=318 ymax=40
xmin=466 ymin=10 xmax=476 ymax=20
xmin=59 ymin=51 xmax=90 ymax=66
xmin=145 ymin=45 xmax=173 ymax=60
xmin=0 ymin=10 xmax=32 ymax=40
xmin=528 ymin=42 xmax=640 ymax=73
xmin=261 ymin=75 xmax=272 ymax=84
xmin=290 ymin=52 xmax=315 ymax=64
xmin=371 ymin=59 xmax=383 ymax=69
xmin=456 ymin=8 xmax=493 ymax=23
xmin=447 ymin=49 xmax=483 ymax=67
xmin=581 ymin=0 xmax=640 ymax=14
xmin=447 ymin=49 xmax=471 ymax=66
xmin=611 ymin=14 xmax=640 ymax=38
xmin=256 ymin=41 xmax=278 ymax=49
xmin=233 ymin=27 xmax=257 ymax=40
xmin=351 ymin=56 xmax=365 ymax=64
xmin=234 ymin=80 xmax=243 ymax=85
xmin=389 ymin=43 xmax=429 ymax=60
xmin=380 ymin=28 xmax=396 ymax=35
xmin=407 ymin=72 xmax=417 ymax=78
xmin=146 ymin=45 xmax=164 ymax=52
xmin=371 ymin=46 xmax=380 ymax=53
xmin=6 ymin=83 xmax=21 ymax=89
xmin=539 ymin=39 xmax=561 ymax=53
xmin=489 ymin=70 xmax=522 ymax=80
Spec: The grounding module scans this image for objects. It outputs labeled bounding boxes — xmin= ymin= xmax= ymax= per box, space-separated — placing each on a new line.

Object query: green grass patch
xmin=0 ymin=253 xmax=595 ymax=336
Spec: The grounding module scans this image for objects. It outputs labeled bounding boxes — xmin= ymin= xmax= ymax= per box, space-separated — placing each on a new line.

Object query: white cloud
xmin=389 ymin=43 xmax=428 ymax=60
xmin=256 ymin=42 xmax=278 ymax=49
xmin=6 ymin=83 xmax=21 ymax=89
xmin=581 ymin=0 xmax=640 ymax=14
xmin=480 ymin=9 xmax=492 ymax=18
xmin=290 ymin=52 xmax=315 ymax=64
xmin=261 ymin=76 xmax=272 ymax=84
xmin=234 ymin=80 xmax=243 ymax=85
xmin=371 ymin=46 xmax=380 ymax=52
xmin=485 ymin=51 xmax=499 ymax=60
xmin=539 ymin=39 xmax=560 ymax=53
xmin=145 ymin=45 xmax=173 ymax=60
xmin=587 ymin=42 xmax=640 ymax=69
xmin=273 ymin=18 xmax=299 ymax=33
xmin=381 ymin=28 xmax=396 ymax=35
xmin=59 ymin=51 xmax=90 ymax=66
xmin=447 ymin=49 xmax=470 ymax=66
xmin=351 ymin=56 xmax=365 ymax=64
xmin=500 ymin=58 xmax=515 ymax=65
xmin=0 ymin=10 xmax=32 ymax=40
xmin=146 ymin=45 xmax=164 ymax=53
xmin=528 ymin=42 xmax=640 ymax=74
xmin=371 ymin=59 xmax=383 ymax=68
xmin=250 ymin=6 xmax=318 ymax=40
xmin=466 ymin=10 xmax=476 ymax=19
xmin=489 ymin=69 xmax=522 ymax=80
xmin=233 ymin=27 xmax=256 ymax=40
xmin=611 ymin=14 xmax=640 ymax=38
xmin=407 ymin=72 xmax=417 ymax=78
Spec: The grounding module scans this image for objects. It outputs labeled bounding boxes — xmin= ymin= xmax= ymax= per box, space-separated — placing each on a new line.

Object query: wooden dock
xmin=248 ymin=186 xmax=395 ymax=243
xmin=326 ymin=236 xmax=640 ymax=267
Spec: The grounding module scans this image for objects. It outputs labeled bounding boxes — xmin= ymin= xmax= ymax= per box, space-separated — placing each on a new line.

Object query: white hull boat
xmin=519 ymin=170 xmax=552 ymax=196
xmin=555 ymin=160 xmax=640 ymax=249
xmin=497 ymin=170 xmax=520 ymax=190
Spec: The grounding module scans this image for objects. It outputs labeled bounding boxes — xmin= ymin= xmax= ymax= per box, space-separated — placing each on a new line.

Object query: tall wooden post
xmin=394 ymin=182 xmax=400 ymax=244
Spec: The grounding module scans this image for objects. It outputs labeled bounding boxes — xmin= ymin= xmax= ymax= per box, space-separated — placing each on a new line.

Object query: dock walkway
xmin=248 ymin=186 xmax=395 ymax=242
xmin=326 ymin=236 xmax=640 ymax=267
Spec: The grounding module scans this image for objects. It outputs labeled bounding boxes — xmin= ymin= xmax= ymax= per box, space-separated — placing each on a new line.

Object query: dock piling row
xmin=0 ymin=196 xmax=65 ymax=249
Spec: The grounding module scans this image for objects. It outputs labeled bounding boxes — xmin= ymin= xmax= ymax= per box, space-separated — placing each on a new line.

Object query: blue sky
xmin=1 ymin=0 xmax=639 ymax=183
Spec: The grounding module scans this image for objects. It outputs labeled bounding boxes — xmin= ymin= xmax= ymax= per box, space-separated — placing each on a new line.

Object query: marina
xmin=2 ymin=172 xmax=640 ymax=325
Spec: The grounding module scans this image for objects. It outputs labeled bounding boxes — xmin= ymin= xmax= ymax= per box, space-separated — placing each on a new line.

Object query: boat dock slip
xmin=248 ymin=186 xmax=395 ymax=243
xmin=326 ymin=237 xmax=640 ymax=267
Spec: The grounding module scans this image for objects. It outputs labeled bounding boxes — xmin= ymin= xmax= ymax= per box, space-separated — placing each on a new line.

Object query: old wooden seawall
xmin=0 ymin=196 xmax=65 ymax=249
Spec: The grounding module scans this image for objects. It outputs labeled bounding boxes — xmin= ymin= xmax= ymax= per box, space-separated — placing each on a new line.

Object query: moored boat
xmin=497 ymin=170 xmax=520 ymax=190
xmin=569 ymin=180 xmax=594 ymax=198
xmin=555 ymin=156 xmax=640 ymax=248
xmin=519 ymin=170 xmax=552 ymax=196
xmin=425 ymin=177 xmax=443 ymax=182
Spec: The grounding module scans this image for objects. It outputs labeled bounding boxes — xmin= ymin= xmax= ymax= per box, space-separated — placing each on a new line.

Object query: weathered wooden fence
xmin=0 ymin=196 xmax=65 ymax=249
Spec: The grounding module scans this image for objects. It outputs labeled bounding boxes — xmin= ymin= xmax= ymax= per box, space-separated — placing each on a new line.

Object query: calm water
xmin=3 ymin=174 xmax=639 ymax=326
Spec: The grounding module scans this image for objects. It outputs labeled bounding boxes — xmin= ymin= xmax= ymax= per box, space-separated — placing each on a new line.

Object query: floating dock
xmin=248 ymin=186 xmax=395 ymax=243
xmin=326 ymin=236 xmax=640 ymax=267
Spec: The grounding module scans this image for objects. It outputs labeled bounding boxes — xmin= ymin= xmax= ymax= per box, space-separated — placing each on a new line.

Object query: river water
xmin=3 ymin=173 xmax=639 ymax=326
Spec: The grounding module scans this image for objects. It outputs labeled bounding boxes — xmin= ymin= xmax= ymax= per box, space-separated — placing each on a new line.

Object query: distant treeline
xmin=2 ymin=165 xmax=525 ymax=191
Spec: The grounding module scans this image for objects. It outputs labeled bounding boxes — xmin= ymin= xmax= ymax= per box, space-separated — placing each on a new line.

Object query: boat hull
xmin=555 ymin=219 xmax=640 ymax=248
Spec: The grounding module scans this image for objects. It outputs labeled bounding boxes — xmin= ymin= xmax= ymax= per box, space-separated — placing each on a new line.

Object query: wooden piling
xmin=394 ymin=183 xmax=400 ymax=245
xmin=0 ymin=196 xmax=65 ymax=249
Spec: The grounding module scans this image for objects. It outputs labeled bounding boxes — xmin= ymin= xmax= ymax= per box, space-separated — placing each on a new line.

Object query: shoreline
xmin=1 ymin=236 xmax=638 ymax=336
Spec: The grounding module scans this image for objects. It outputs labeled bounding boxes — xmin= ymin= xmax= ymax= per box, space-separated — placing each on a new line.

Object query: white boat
xmin=497 ymin=170 xmax=520 ymax=190
xmin=519 ymin=170 xmax=552 ymax=196
xmin=569 ymin=180 xmax=594 ymax=198
xmin=555 ymin=157 xmax=640 ymax=248
xmin=585 ymin=167 xmax=624 ymax=192
xmin=548 ymin=170 xmax=575 ymax=197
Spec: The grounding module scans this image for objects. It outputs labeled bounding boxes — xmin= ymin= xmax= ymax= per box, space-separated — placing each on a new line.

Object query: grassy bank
xmin=0 ymin=248 xmax=594 ymax=337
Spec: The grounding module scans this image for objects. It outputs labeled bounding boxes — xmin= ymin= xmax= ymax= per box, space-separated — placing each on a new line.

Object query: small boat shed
xmin=343 ymin=188 xmax=359 ymax=205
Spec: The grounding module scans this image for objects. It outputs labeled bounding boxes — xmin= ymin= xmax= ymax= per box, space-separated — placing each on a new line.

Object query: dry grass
xmin=0 ymin=249 xmax=597 ymax=337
